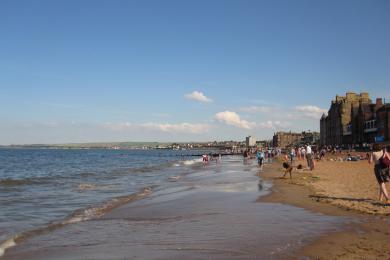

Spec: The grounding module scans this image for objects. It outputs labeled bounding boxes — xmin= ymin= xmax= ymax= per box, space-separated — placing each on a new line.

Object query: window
xmin=365 ymin=119 xmax=377 ymax=130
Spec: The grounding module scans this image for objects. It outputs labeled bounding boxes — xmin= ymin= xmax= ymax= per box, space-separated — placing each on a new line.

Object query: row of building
xmin=272 ymin=131 xmax=320 ymax=148
xmin=320 ymin=92 xmax=390 ymax=146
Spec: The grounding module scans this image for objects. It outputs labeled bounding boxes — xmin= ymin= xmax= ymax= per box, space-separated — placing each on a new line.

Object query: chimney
xmin=376 ymin=98 xmax=383 ymax=107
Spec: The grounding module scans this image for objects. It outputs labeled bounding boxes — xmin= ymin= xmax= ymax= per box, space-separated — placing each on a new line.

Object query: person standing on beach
xmin=369 ymin=144 xmax=390 ymax=204
xmin=295 ymin=147 xmax=300 ymax=160
xmin=319 ymin=147 xmax=326 ymax=160
xmin=306 ymin=144 xmax=313 ymax=170
xmin=300 ymin=146 xmax=306 ymax=161
xmin=289 ymin=147 xmax=295 ymax=165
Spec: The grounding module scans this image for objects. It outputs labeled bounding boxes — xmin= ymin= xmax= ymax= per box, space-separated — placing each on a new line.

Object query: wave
xmin=0 ymin=178 xmax=48 ymax=187
xmin=65 ymin=186 xmax=154 ymax=224
xmin=0 ymin=238 xmax=16 ymax=257
xmin=169 ymin=176 xmax=181 ymax=182
xmin=1 ymin=157 xmax=203 ymax=188
xmin=181 ymin=158 xmax=203 ymax=166
xmin=109 ymin=158 xmax=202 ymax=177
xmin=76 ymin=183 xmax=98 ymax=191
xmin=0 ymin=174 xmax=71 ymax=187
xmin=108 ymin=162 xmax=175 ymax=177
xmin=0 ymin=186 xmax=154 ymax=258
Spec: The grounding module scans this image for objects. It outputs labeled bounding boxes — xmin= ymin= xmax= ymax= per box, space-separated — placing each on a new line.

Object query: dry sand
xmin=259 ymin=155 xmax=390 ymax=259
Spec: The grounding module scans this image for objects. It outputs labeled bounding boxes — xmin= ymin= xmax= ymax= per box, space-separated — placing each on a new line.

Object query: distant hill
xmin=0 ymin=142 xmax=173 ymax=149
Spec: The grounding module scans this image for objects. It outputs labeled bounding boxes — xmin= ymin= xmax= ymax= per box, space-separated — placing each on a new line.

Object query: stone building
xmin=355 ymin=98 xmax=384 ymax=144
xmin=272 ymin=131 xmax=319 ymax=148
xmin=320 ymin=92 xmax=371 ymax=146
xmin=302 ymin=131 xmax=320 ymax=144
xmin=376 ymin=103 xmax=390 ymax=143
xmin=320 ymin=92 xmax=390 ymax=146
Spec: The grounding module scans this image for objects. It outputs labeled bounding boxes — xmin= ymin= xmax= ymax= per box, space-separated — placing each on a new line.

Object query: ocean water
xmin=0 ymin=148 xmax=212 ymax=247
xmin=1 ymin=149 xmax=348 ymax=259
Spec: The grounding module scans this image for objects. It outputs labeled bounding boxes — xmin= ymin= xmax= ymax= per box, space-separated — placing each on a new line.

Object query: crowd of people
xmin=285 ymin=143 xmax=390 ymax=204
xmin=201 ymin=143 xmax=390 ymax=205
xmin=284 ymin=144 xmax=316 ymax=171
xmin=241 ymin=148 xmax=280 ymax=171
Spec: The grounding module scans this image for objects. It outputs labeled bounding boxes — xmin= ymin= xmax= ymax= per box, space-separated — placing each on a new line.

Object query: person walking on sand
xmin=369 ymin=144 xmax=390 ymax=204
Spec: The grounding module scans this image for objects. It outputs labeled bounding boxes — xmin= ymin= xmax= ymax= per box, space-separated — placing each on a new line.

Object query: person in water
xmin=202 ymin=154 xmax=209 ymax=164
xmin=256 ymin=149 xmax=265 ymax=170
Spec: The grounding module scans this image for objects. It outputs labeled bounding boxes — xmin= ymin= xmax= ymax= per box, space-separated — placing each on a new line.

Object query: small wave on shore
xmin=183 ymin=158 xmax=202 ymax=165
xmin=171 ymin=158 xmax=202 ymax=168
xmin=169 ymin=176 xmax=181 ymax=182
xmin=0 ymin=237 xmax=16 ymax=257
xmin=75 ymin=183 xmax=120 ymax=192
xmin=0 ymin=186 xmax=154 ymax=258
xmin=76 ymin=183 xmax=98 ymax=191
xmin=65 ymin=186 xmax=153 ymax=224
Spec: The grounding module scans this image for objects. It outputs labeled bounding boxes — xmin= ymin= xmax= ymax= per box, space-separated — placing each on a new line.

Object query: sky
xmin=0 ymin=0 xmax=389 ymax=145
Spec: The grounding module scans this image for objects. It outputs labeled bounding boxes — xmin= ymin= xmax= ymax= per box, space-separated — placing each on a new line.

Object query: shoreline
xmin=3 ymin=156 xmax=390 ymax=259
xmin=258 ymin=160 xmax=390 ymax=259
xmin=2 ymin=157 xmax=346 ymax=260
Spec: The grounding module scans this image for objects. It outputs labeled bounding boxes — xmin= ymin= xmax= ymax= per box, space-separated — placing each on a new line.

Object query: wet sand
xmin=3 ymin=158 xmax=348 ymax=259
xmin=259 ymin=157 xmax=390 ymax=259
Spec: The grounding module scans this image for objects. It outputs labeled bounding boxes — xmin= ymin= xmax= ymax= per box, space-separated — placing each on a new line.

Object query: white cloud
xmin=103 ymin=122 xmax=211 ymax=134
xmin=185 ymin=91 xmax=213 ymax=103
xmin=141 ymin=123 xmax=211 ymax=134
xmin=294 ymin=105 xmax=327 ymax=120
xmin=239 ymin=106 xmax=279 ymax=113
xmin=214 ymin=111 xmax=256 ymax=129
xmin=240 ymin=105 xmax=326 ymax=120
xmin=258 ymin=120 xmax=291 ymax=129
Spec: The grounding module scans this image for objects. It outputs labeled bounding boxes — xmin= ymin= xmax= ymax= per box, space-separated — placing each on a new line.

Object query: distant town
xmin=1 ymin=92 xmax=388 ymax=151
xmin=0 ymin=132 xmax=318 ymax=151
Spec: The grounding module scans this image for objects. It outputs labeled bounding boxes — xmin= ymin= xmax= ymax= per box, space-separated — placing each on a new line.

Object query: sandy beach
xmin=259 ymin=155 xmax=390 ymax=259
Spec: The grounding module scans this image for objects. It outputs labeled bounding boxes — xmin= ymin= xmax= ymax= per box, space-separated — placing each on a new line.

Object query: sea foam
xmin=0 ymin=237 xmax=16 ymax=257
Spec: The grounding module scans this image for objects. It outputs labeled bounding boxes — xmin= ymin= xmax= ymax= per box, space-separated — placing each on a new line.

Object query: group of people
xmin=370 ymin=144 xmax=390 ymax=204
xmin=256 ymin=149 xmax=278 ymax=170
xmin=288 ymin=144 xmax=315 ymax=171
xmin=241 ymin=146 xmax=314 ymax=171
xmin=240 ymin=142 xmax=390 ymax=205
xmin=202 ymin=153 xmax=222 ymax=164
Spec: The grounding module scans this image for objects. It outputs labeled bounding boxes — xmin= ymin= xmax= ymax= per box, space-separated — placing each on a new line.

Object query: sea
xmin=0 ymin=149 xmax=215 ymax=248
xmin=0 ymin=148 xmax=347 ymax=259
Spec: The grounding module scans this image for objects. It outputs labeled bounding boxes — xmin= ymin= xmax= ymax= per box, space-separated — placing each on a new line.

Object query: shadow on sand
xmin=309 ymin=195 xmax=389 ymax=207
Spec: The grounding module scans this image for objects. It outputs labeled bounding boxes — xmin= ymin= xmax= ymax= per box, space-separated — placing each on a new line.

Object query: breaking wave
xmin=181 ymin=158 xmax=203 ymax=166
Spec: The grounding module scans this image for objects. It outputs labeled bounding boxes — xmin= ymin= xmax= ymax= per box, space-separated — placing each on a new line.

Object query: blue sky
xmin=1 ymin=0 xmax=389 ymax=144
